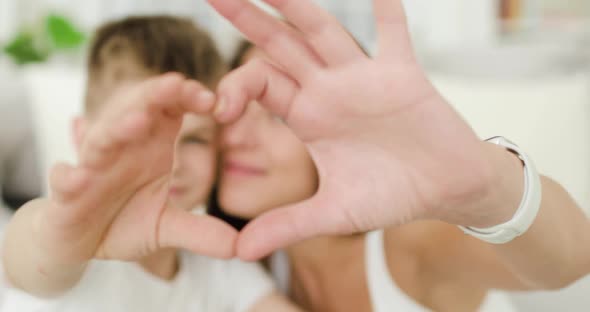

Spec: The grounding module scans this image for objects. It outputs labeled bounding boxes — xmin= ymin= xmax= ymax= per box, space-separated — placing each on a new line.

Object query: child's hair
xmin=230 ymin=40 xmax=254 ymax=70
xmin=85 ymin=15 xmax=225 ymax=115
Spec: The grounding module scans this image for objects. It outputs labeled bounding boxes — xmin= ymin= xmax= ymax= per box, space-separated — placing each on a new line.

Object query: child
xmin=1 ymin=16 xmax=299 ymax=312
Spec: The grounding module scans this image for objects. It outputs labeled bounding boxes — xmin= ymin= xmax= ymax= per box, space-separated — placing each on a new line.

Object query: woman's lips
xmin=168 ymin=186 xmax=185 ymax=196
xmin=224 ymin=161 xmax=266 ymax=177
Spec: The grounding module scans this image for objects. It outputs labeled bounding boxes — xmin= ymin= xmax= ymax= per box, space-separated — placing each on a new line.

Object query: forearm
xmin=494 ymin=177 xmax=590 ymax=289
xmin=3 ymin=199 xmax=87 ymax=298
xmin=472 ymin=144 xmax=590 ymax=289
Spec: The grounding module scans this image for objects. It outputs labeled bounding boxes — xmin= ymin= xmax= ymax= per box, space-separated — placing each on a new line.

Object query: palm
xmin=210 ymin=0 xmax=490 ymax=260
xmin=290 ymin=61 xmax=483 ymax=233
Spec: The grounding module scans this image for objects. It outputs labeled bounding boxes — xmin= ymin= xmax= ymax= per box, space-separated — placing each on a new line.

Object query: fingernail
xmin=214 ymin=97 xmax=227 ymax=117
xmin=199 ymin=90 xmax=214 ymax=102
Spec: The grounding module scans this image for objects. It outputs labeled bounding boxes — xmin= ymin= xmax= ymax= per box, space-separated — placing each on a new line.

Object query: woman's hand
xmin=209 ymin=0 xmax=521 ymax=260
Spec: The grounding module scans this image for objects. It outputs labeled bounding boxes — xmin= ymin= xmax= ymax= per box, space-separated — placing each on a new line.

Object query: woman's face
xmin=218 ymin=48 xmax=318 ymax=219
xmin=169 ymin=114 xmax=217 ymax=211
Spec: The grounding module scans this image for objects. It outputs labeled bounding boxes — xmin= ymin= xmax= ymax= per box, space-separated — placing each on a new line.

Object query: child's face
xmin=168 ymin=114 xmax=217 ymax=211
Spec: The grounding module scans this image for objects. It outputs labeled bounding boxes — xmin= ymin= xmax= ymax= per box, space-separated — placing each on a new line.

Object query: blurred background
xmin=0 ymin=0 xmax=589 ymax=310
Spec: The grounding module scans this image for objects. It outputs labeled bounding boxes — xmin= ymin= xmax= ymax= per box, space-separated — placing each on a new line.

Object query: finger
xmin=116 ymin=73 xmax=198 ymax=117
xmin=143 ymin=73 xmax=187 ymax=116
xmin=215 ymin=59 xmax=298 ymax=124
xmin=208 ymin=0 xmax=321 ymax=80
xmin=373 ymin=0 xmax=413 ymax=61
xmin=49 ymin=163 xmax=91 ymax=203
xmin=158 ymin=208 xmax=238 ymax=259
xmin=108 ymin=111 xmax=151 ymax=144
xmin=262 ymin=0 xmax=366 ymax=65
xmin=80 ymin=113 xmax=142 ymax=169
xmin=236 ymin=196 xmax=335 ymax=261
xmin=79 ymin=124 xmax=122 ymax=169
xmin=180 ymin=80 xmax=217 ymax=114
xmin=79 ymin=74 xmax=186 ymax=168
xmin=149 ymin=75 xmax=216 ymax=117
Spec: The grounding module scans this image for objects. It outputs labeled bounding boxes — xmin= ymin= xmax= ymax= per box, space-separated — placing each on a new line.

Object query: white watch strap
xmin=459 ymin=136 xmax=542 ymax=244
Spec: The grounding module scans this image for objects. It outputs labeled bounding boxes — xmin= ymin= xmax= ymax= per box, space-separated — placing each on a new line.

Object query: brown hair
xmin=230 ymin=40 xmax=254 ymax=70
xmin=85 ymin=15 xmax=225 ymax=115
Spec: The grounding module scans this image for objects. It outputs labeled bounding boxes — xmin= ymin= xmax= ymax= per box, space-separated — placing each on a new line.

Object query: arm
xmin=207 ymin=1 xmax=590 ymax=291
xmin=3 ymin=199 xmax=88 ymax=297
xmin=2 ymin=74 xmax=236 ymax=298
xmin=480 ymin=143 xmax=590 ymax=289
xmin=409 ymin=142 xmax=590 ymax=291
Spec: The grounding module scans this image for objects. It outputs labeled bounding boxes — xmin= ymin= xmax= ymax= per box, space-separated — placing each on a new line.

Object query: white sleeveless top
xmin=271 ymin=230 xmax=517 ymax=311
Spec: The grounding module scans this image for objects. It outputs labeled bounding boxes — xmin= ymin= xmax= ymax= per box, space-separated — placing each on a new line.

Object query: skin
xmin=208 ymin=0 xmax=589 ymax=286
xmin=207 ymin=0 xmax=590 ymax=310
xmin=169 ymin=114 xmax=217 ymax=213
xmin=4 ymin=1 xmax=589 ymax=310
xmin=140 ymin=113 xmax=218 ymax=281
xmin=219 ymin=48 xmax=492 ymax=311
xmin=3 ymin=74 xmax=235 ymax=296
xmin=2 ymin=72 xmax=301 ymax=311
xmin=218 ymin=49 xmax=318 ymax=219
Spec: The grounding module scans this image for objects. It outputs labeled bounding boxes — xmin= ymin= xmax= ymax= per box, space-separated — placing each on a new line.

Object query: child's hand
xmin=37 ymin=73 xmax=237 ymax=265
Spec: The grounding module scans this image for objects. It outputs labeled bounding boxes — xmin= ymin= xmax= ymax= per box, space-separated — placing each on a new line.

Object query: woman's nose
xmin=220 ymin=106 xmax=259 ymax=148
xmin=171 ymin=151 xmax=183 ymax=176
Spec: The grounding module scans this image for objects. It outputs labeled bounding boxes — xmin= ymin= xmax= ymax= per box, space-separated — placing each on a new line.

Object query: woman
xmin=211 ymin=41 xmax=517 ymax=312
xmin=206 ymin=0 xmax=590 ymax=310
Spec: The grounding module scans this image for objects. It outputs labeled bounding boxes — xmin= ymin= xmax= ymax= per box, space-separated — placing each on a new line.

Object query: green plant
xmin=2 ymin=14 xmax=86 ymax=65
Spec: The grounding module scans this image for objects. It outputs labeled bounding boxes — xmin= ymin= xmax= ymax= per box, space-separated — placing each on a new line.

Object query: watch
xmin=459 ymin=136 xmax=543 ymax=244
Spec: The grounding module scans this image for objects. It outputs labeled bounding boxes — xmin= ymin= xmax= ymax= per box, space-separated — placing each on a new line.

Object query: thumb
xmin=158 ymin=208 xmax=238 ymax=259
xmin=236 ymin=195 xmax=336 ymax=261
xmin=49 ymin=163 xmax=91 ymax=203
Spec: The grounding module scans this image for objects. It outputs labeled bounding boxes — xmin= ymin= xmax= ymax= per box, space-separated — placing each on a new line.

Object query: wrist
xmin=4 ymin=199 xmax=87 ymax=297
xmin=438 ymin=140 xmax=526 ymax=229
xmin=465 ymin=141 xmax=526 ymax=228
xmin=32 ymin=200 xmax=91 ymax=268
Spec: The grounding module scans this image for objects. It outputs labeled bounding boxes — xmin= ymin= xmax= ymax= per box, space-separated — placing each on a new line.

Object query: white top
xmin=2 ymin=252 xmax=275 ymax=312
xmin=271 ymin=230 xmax=517 ymax=311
